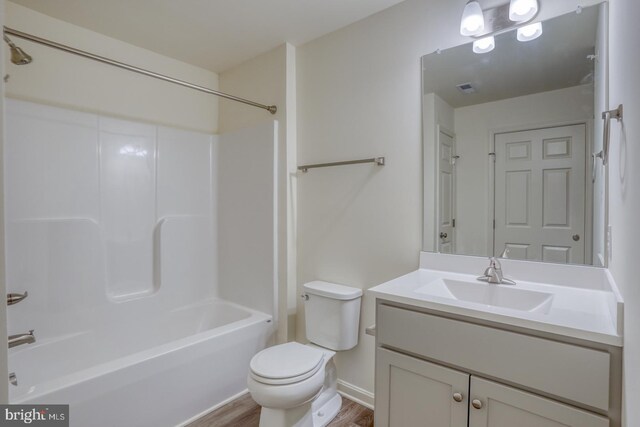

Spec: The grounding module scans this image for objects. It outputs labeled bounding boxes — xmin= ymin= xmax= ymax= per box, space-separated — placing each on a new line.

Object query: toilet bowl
xmin=247 ymin=281 xmax=362 ymax=427
xmin=248 ymin=342 xmax=340 ymax=427
xmin=248 ymin=342 xmax=326 ymax=409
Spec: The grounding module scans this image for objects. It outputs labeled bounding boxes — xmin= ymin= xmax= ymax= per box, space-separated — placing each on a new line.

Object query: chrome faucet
xmin=477 ymin=257 xmax=516 ymax=285
xmin=8 ymin=330 xmax=35 ymax=348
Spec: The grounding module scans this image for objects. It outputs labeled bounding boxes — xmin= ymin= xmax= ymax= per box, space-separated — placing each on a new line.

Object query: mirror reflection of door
xmin=494 ymin=124 xmax=587 ymax=263
xmin=438 ymin=128 xmax=456 ymax=253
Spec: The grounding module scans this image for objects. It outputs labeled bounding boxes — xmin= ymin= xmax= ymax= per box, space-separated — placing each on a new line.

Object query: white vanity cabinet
xmin=375 ymin=301 xmax=621 ymax=427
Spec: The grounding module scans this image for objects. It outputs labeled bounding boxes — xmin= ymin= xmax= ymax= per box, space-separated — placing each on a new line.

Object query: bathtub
xmin=8 ymin=299 xmax=273 ymax=427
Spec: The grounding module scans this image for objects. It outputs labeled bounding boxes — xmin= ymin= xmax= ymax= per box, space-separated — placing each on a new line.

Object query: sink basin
xmin=415 ymin=278 xmax=554 ymax=314
xmin=368 ymin=264 xmax=623 ymax=346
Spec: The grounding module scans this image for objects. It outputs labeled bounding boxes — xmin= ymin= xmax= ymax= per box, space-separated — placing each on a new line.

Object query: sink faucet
xmin=8 ymin=330 xmax=35 ymax=348
xmin=478 ymin=257 xmax=516 ymax=285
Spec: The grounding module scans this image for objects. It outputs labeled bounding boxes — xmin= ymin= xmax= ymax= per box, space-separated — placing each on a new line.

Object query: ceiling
xmin=422 ymin=6 xmax=599 ymax=108
xmin=9 ymin=0 xmax=407 ymax=72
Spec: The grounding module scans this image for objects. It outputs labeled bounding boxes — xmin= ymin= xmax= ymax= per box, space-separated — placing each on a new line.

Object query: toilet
xmin=247 ymin=281 xmax=362 ymax=427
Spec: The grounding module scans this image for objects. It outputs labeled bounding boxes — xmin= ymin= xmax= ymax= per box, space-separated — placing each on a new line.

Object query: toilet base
xmin=258 ymin=391 xmax=342 ymax=427
xmin=259 ymin=402 xmax=314 ymax=427
xmin=311 ymin=393 xmax=341 ymax=427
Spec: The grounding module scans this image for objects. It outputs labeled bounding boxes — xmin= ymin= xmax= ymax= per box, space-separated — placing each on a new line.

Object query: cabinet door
xmin=375 ymin=348 xmax=469 ymax=427
xmin=469 ymin=377 xmax=609 ymax=427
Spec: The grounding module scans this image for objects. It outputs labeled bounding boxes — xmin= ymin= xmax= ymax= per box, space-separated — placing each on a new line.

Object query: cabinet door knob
xmin=452 ymin=392 xmax=463 ymax=402
xmin=472 ymin=399 xmax=483 ymax=409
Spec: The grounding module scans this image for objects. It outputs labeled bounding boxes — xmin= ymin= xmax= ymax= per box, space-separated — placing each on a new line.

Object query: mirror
xmin=422 ymin=3 xmax=608 ymax=266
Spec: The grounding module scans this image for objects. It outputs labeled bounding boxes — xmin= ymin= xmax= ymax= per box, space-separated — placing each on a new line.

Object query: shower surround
xmin=4 ymin=99 xmax=278 ymax=427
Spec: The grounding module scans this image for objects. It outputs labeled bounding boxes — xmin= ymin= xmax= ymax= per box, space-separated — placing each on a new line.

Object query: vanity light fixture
xmin=460 ymin=0 xmax=485 ymax=36
xmin=473 ymin=36 xmax=495 ymax=54
xmin=459 ymin=1 xmax=540 ymax=54
xmin=509 ymin=0 xmax=539 ymax=22
xmin=517 ymin=22 xmax=543 ymax=41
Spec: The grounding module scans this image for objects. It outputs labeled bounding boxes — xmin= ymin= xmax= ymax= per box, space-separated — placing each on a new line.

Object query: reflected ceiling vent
xmin=456 ymin=82 xmax=476 ymax=94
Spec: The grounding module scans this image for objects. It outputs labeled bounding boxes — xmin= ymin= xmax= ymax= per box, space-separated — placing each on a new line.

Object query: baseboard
xmin=337 ymin=379 xmax=374 ymax=410
xmin=176 ymin=388 xmax=250 ymax=427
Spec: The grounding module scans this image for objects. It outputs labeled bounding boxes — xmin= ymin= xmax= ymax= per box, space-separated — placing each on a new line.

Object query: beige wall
xmin=296 ymin=0 xmax=603 ymax=399
xmin=219 ymin=43 xmax=297 ymax=343
xmin=5 ymin=2 xmax=219 ymax=133
xmin=607 ymin=0 xmax=640 ymax=426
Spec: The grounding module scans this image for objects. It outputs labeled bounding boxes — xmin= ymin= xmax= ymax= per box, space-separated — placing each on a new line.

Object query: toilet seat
xmin=250 ymin=342 xmax=325 ymax=385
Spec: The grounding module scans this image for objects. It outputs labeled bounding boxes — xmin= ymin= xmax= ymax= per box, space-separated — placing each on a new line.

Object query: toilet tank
xmin=303 ymin=281 xmax=362 ymax=351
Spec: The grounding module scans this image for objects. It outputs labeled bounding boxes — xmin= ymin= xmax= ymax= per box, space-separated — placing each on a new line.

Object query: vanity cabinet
xmin=376 ymin=348 xmax=469 ymax=427
xmin=375 ymin=301 xmax=621 ymax=427
xmin=376 ymin=348 xmax=608 ymax=427
xmin=469 ymin=376 xmax=608 ymax=427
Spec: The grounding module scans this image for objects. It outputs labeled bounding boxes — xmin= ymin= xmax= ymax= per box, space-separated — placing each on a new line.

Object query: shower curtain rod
xmin=3 ymin=27 xmax=278 ymax=115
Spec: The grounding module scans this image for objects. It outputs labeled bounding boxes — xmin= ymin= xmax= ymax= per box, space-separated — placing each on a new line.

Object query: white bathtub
xmin=8 ymin=299 xmax=272 ymax=427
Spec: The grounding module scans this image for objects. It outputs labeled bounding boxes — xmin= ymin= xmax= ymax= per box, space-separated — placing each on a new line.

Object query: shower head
xmin=3 ymin=34 xmax=32 ymax=65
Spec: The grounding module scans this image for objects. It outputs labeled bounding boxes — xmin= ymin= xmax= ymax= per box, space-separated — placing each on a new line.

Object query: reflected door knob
xmin=453 ymin=392 xmax=463 ymax=402
xmin=440 ymin=232 xmax=448 ymax=239
xmin=472 ymin=399 xmax=483 ymax=409
xmin=573 ymin=234 xmax=580 ymax=241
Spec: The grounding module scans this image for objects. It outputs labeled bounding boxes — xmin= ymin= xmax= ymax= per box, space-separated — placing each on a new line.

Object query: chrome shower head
xmin=3 ymin=34 xmax=32 ymax=65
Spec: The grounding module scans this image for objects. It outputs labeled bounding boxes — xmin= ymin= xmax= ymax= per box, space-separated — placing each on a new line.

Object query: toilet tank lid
xmin=303 ymin=281 xmax=363 ymax=300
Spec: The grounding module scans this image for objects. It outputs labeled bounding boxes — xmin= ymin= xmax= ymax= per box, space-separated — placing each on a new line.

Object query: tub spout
xmin=7 ymin=291 xmax=28 ymax=306
xmin=9 ymin=330 xmax=35 ymax=348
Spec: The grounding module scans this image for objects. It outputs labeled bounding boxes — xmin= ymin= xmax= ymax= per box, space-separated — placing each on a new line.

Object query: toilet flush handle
xmin=301 ymin=294 xmax=309 ymax=301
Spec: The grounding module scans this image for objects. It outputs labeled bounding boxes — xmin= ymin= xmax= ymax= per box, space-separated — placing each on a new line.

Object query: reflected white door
xmin=438 ymin=129 xmax=455 ymax=253
xmin=494 ymin=124 xmax=586 ymax=264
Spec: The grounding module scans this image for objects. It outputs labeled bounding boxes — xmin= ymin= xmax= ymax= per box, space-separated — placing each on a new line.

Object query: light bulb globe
xmin=460 ymin=0 xmax=485 ymax=36
xmin=517 ymin=22 xmax=543 ymax=41
xmin=473 ymin=36 xmax=495 ymax=54
xmin=509 ymin=0 xmax=539 ymax=22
